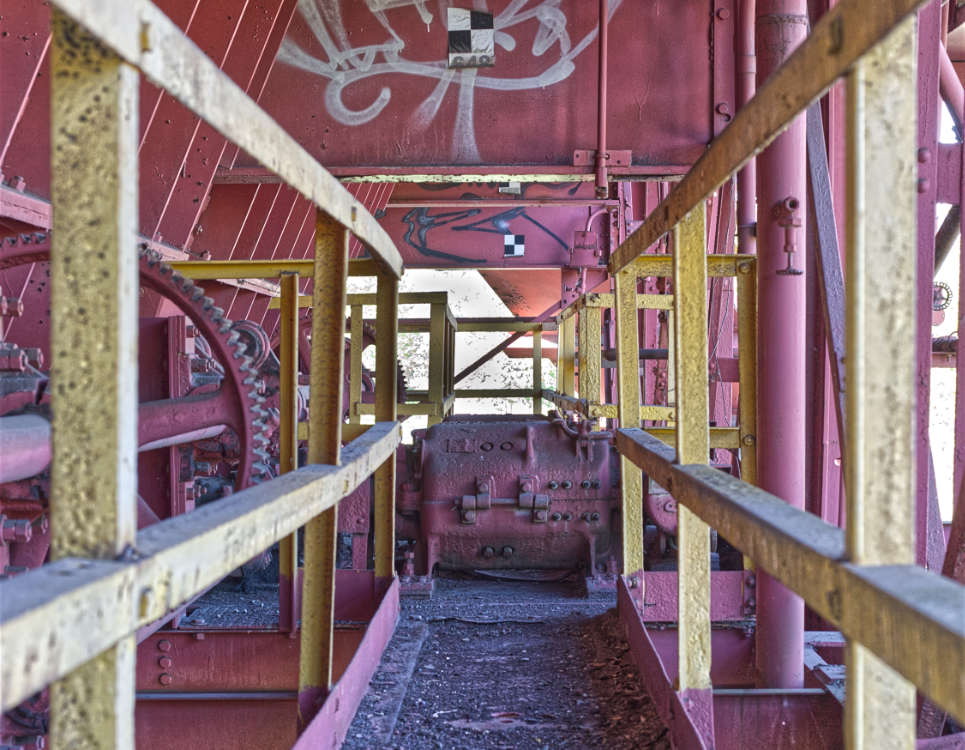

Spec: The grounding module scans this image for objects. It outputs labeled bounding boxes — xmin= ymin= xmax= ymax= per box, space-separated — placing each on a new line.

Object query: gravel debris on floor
xmin=343 ymin=577 xmax=669 ymax=750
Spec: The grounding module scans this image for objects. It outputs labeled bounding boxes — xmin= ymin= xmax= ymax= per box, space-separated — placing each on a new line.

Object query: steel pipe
xmin=754 ymin=0 xmax=808 ymax=689
xmin=0 ymin=414 xmax=51 ymax=482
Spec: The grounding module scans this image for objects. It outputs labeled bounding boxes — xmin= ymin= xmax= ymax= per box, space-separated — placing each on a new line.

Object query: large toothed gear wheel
xmin=0 ymin=244 xmax=272 ymax=489
xmin=138 ymin=248 xmax=272 ymax=487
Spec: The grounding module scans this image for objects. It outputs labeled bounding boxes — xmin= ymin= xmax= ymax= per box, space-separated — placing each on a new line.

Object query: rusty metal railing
xmin=0 ymin=2 xmax=402 ymax=747
xmin=606 ymin=2 xmax=964 ymax=748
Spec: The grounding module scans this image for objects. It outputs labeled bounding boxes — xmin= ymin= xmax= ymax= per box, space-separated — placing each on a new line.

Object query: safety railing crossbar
xmin=614 ymin=429 xmax=965 ymax=724
xmin=51 ymin=0 xmax=402 ymax=278
xmin=0 ymin=421 xmax=401 ymax=713
xmin=607 ymin=0 xmax=928 ymax=275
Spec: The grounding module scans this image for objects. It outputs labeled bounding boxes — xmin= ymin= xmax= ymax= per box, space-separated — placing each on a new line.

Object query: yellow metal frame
xmin=604 ymin=4 xmax=964 ymax=747
xmin=0 ymin=4 xmax=404 ymax=747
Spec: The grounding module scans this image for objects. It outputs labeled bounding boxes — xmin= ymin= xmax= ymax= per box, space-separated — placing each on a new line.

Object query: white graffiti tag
xmin=277 ymin=0 xmax=622 ymax=162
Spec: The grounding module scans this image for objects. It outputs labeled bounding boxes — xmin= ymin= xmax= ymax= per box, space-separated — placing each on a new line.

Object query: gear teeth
xmin=243 ymin=374 xmax=258 ymax=386
xmin=248 ymin=389 xmax=261 ymax=400
xmin=211 ymin=307 xmax=225 ymax=321
xmin=254 ymin=432 xmax=271 ymax=446
xmin=171 ymin=271 xmax=184 ymax=286
xmin=188 ymin=285 xmax=204 ymax=301
xmin=252 ymin=462 xmax=271 ymax=475
xmin=218 ymin=320 xmax=232 ymax=334
xmin=252 ymin=406 xmax=269 ymax=420
xmin=254 ymin=448 xmax=270 ymax=461
xmin=226 ymin=331 xmax=241 ymax=346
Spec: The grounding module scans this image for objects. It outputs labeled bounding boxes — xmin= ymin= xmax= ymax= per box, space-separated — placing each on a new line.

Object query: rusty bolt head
xmin=551 ymin=512 xmax=562 ymax=521
xmin=562 ymin=512 xmax=573 ymax=521
xmin=480 ymin=442 xmax=494 ymax=451
xmin=500 ymin=441 xmax=514 ymax=451
xmin=157 ymin=639 xmax=173 ymax=652
xmin=462 ymin=510 xmax=476 ymax=523
xmin=918 ymin=147 xmax=931 ymax=164
xmin=2 ymin=297 xmax=24 ymax=317
xmin=716 ymin=7 xmax=730 ymax=19
xmin=580 ymin=479 xmax=592 ymax=489
xmin=158 ymin=673 xmax=173 ymax=686
xmin=715 ymin=102 xmax=732 ymax=119
xmin=2 ymin=518 xmax=32 ymax=543
xmin=918 ymin=178 xmax=930 ymax=194
xmin=158 ymin=656 xmax=173 ymax=669
xmin=521 ymin=480 xmax=533 ymax=492
xmin=481 ymin=545 xmax=495 ymax=558
xmin=193 ymin=632 xmax=206 ymax=641
xmin=590 ymin=512 xmax=600 ymax=522
xmin=745 ymin=573 xmax=756 ymax=588
xmin=561 ymin=480 xmax=573 ymax=489
xmin=547 ymin=480 xmax=559 ymax=490
xmin=581 ymin=511 xmax=592 ymax=521
xmin=662 ymin=500 xmax=676 ymax=514
xmin=478 ymin=483 xmax=489 ymax=494
xmin=738 ymin=261 xmax=753 ymax=275
xmin=742 ymin=434 xmax=756 ymax=446
xmin=501 ymin=546 xmax=514 ymax=558
xmin=534 ymin=509 xmax=548 ymax=522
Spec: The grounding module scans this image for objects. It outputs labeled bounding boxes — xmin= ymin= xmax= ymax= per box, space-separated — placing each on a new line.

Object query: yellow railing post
xmin=374 ymin=273 xmax=399 ymax=578
xmin=844 ymin=16 xmax=918 ymax=749
xmin=297 ymin=214 xmax=349 ymax=729
xmin=48 ymin=12 xmax=139 ymax=749
xmin=532 ymin=327 xmax=543 ymax=414
xmin=429 ymin=301 xmax=446 ymax=426
xmin=560 ymin=313 xmax=576 ymax=397
xmin=614 ymin=270 xmax=644 ymax=577
xmin=349 ymin=304 xmax=364 ymax=424
xmin=737 ymin=260 xmax=758 ymax=486
xmin=582 ymin=305 xmax=603 ymax=409
xmin=278 ymin=272 xmax=300 ymax=633
xmin=673 ymin=207 xmax=713 ymax=700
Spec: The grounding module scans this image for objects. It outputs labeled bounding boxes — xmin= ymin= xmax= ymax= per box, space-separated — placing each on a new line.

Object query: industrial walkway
xmin=342 ymin=579 xmax=669 ymax=750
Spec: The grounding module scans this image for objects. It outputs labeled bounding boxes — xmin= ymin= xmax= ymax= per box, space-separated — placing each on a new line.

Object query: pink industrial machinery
xmin=398 ymin=415 xmax=618 ymax=576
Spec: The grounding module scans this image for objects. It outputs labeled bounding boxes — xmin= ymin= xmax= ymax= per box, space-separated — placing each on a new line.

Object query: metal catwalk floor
xmin=342 ymin=578 xmax=670 ymax=750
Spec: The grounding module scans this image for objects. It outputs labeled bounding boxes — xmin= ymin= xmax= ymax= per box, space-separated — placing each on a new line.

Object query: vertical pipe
xmin=374 ymin=273 xmax=399 ymax=579
xmin=754 ymin=0 xmax=808 ymax=689
xmin=532 ymin=328 xmax=543 ymax=414
xmin=48 ymin=12 xmax=139 ymax=749
xmin=297 ymin=214 xmax=349 ymax=730
xmin=736 ymin=0 xmax=757 ymax=255
xmin=844 ymin=18 xmax=918 ymax=748
xmin=673 ymin=208 xmax=713 ymax=722
xmin=595 ymin=0 xmax=609 ymax=198
xmin=278 ymin=273 xmax=300 ymax=633
xmin=614 ymin=268 xmax=644 ymax=578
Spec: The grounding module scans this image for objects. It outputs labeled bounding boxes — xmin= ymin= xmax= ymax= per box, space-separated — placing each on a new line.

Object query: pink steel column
xmin=754 ymin=0 xmax=807 ymax=689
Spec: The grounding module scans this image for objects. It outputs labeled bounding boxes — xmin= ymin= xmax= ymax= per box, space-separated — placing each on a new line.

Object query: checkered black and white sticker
xmin=447 ymin=8 xmax=494 ymax=68
xmin=504 ymin=234 xmax=525 ymax=257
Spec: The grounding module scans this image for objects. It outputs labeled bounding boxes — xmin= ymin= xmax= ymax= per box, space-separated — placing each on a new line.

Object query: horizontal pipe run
xmin=0 ymin=414 xmax=51 ymax=482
